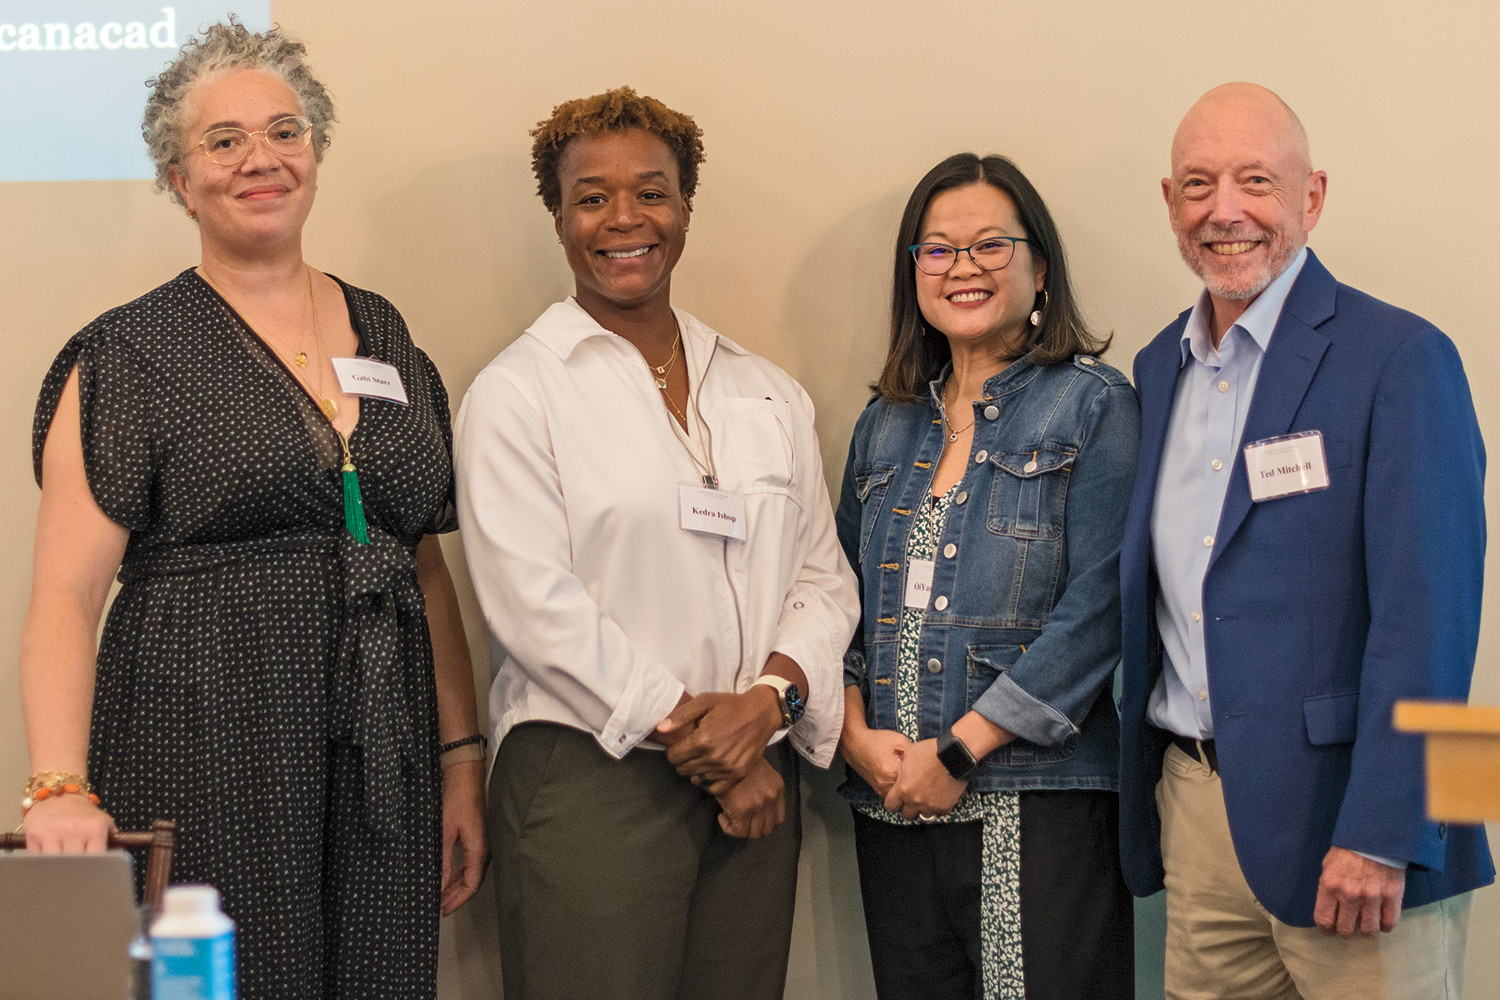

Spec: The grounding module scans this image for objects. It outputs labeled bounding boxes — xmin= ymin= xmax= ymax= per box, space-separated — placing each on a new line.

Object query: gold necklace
xmin=304 ymin=266 xmax=338 ymax=422
xmin=646 ymin=328 xmax=681 ymax=390
xmin=200 ymin=264 xmax=328 ymax=413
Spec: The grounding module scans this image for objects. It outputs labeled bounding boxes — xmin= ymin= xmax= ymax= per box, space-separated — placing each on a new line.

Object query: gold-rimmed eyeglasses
xmin=193 ymin=115 xmax=313 ymax=166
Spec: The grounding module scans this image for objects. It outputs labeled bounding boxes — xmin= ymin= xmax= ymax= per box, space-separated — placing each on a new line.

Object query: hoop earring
xmin=185 ymin=206 xmax=197 ymax=220
xmin=1029 ymin=289 xmax=1049 ymax=328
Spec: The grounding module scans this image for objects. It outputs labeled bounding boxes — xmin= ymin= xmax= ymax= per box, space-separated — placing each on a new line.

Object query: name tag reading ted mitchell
xmin=1244 ymin=430 xmax=1330 ymax=502
xmin=330 ymin=357 xmax=408 ymax=405
xmin=678 ymin=485 xmax=747 ymax=541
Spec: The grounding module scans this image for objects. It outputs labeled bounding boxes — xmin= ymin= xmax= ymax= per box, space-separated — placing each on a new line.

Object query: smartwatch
xmin=936 ymin=727 xmax=981 ymax=782
xmin=751 ymin=675 xmax=806 ymax=728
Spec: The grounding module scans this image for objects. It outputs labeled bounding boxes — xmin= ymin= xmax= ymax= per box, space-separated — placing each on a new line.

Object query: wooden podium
xmin=1393 ymin=701 xmax=1500 ymax=823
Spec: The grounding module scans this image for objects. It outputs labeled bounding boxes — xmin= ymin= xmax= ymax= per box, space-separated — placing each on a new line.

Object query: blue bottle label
xmin=151 ymin=932 xmax=236 ymax=1000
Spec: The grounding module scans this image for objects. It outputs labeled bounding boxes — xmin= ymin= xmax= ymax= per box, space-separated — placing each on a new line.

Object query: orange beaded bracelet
xmin=21 ymin=770 xmax=100 ymax=817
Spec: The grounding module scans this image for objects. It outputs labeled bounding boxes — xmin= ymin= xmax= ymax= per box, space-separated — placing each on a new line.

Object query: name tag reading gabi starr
xmin=678 ymin=485 xmax=747 ymax=541
xmin=330 ymin=357 xmax=409 ymax=405
xmin=904 ymin=558 xmax=935 ymax=609
xmin=1243 ymin=430 xmax=1330 ymax=502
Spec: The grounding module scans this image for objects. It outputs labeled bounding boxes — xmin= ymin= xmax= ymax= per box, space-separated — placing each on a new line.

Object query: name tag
xmin=678 ymin=485 xmax=747 ymax=540
xmin=1244 ymin=430 xmax=1330 ymax=502
xmin=330 ymin=357 xmax=408 ymax=405
xmin=904 ymin=559 xmax=935 ymax=609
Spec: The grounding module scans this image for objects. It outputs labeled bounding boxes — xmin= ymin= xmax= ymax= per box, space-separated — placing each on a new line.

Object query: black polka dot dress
xmin=32 ymin=269 xmax=455 ymax=1000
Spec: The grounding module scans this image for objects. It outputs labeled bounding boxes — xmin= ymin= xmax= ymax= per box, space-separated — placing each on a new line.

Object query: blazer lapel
xmin=1209 ymin=252 xmax=1337 ymax=566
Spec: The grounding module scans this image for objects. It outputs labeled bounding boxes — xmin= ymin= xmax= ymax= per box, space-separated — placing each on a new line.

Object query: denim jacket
xmin=836 ymin=355 xmax=1140 ymax=803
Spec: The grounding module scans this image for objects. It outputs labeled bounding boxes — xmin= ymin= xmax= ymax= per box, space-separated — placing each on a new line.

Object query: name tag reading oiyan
xmin=678 ymin=485 xmax=747 ymax=541
xmin=1243 ymin=430 xmax=1330 ymax=502
xmin=330 ymin=357 xmax=408 ymax=405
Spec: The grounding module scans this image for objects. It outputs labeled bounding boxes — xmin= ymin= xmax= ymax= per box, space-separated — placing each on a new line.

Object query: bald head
xmin=1173 ymin=83 xmax=1313 ymax=177
xmin=1162 ymin=82 xmax=1327 ymax=332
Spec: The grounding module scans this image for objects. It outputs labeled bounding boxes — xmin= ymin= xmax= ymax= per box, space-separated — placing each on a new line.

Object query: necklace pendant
xmin=655 ymin=376 xmax=668 ymax=390
xmin=295 ymin=352 xmax=308 ymax=369
xmin=320 ymin=398 xmax=339 ymax=421
xmin=948 ymin=431 xmax=959 ymax=443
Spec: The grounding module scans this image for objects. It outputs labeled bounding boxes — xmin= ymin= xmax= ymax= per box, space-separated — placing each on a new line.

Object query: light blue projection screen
xmin=1 ymin=4 xmax=271 ymax=181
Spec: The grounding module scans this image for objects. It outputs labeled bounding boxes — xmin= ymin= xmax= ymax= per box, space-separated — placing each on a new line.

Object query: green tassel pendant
xmin=342 ymin=459 xmax=371 ymax=545
xmin=335 ymin=430 xmax=370 ymax=544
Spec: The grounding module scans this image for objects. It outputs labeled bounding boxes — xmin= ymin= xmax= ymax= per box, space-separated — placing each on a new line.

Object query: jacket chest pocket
xmin=986 ymin=448 xmax=1075 ymax=539
xmin=853 ymin=465 xmax=896 ymax=561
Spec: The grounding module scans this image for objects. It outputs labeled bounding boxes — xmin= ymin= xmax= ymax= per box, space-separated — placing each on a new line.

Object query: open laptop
xmin=0 ymin=851 xmax=138 ymax=1000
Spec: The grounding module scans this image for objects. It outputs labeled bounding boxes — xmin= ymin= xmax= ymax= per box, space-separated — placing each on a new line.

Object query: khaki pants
xmin=1156 ymin=743 xmax=1470 ymax=1000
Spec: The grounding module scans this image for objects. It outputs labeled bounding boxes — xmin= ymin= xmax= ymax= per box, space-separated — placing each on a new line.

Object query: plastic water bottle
xmin=150 ymin=885 xmax=236 ymax=1000
xmin=130 ymin=904 xmax=154 ymax=999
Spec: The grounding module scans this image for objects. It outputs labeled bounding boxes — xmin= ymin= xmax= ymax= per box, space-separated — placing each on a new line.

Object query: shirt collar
xmin=525 ymin=296 xmax=749 ymax=361
xmin=1178 ymin=245 xmax=1309 ymax=368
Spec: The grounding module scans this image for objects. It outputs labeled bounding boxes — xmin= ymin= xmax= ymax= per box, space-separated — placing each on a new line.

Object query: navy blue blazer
xmin=1118 ymin=250 xmax=1495 ymax=926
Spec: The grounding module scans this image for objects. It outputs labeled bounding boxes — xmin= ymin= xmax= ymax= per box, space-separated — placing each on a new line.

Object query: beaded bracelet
xmin=438 ymin=734 xmax=488 ymax=756
xmin=21 ymin=770 xmax=100 ymax=817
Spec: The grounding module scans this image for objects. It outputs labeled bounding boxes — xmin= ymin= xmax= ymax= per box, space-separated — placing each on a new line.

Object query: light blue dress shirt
xmin=1147 ymin=248 xmax=1308 ymax=739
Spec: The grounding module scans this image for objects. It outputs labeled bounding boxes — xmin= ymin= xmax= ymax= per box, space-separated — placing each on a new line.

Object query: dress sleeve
xmin=33 ymin=327 xmax=157 ymax=532
xmin=416 ymin=346 xmax=459 ymax=535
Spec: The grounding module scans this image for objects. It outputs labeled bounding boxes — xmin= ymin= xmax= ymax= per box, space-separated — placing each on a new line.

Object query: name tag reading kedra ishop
xmin=330 ymin=357 xmax=409 ymax=405
xmin=1244 ymin=430 xmax=1330 ymax=502
xmin=678 ymin=485 xmax=746 ymax=541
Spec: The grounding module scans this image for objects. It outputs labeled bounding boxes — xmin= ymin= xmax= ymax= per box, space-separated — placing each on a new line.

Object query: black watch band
xmin=936 ymin=728 xmax=981 ymax=782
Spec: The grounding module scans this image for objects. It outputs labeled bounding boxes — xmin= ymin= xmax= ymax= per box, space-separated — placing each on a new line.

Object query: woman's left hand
xmin=439 ymin=760 xmax=488 ymax=915
xmin=883 ymin=738 xmax=966 ymax=820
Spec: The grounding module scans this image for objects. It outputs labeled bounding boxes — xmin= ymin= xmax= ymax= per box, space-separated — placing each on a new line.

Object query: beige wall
xmin=4 ymin=1 xmax=1497 ymax=996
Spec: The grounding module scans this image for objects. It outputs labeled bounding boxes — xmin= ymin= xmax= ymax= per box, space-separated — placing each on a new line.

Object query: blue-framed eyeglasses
xmin=908 ymin=236 xmax=1031 ymax=275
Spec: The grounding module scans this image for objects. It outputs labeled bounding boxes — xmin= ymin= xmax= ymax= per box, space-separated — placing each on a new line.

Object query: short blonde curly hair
xmin=143 ymin=19 xmax=336 ymax=205
xmin=530 ymin=86 xmax=705 ymax=214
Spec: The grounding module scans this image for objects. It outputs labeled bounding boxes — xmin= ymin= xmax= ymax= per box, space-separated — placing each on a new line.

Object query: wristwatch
xmin=936 ymin=727 xmax=981 ymax=782
xmin=751 ymin=675 xmax=806 ymax=729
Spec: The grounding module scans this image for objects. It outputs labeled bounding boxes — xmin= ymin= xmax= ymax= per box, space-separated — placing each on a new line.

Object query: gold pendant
xmin=655 ymin=377 xmax=668 ymax=389
xmin=320 ymin=398 xmax=339 ymax=421
xmin=295 ymin=352 xmax=308 ymax=368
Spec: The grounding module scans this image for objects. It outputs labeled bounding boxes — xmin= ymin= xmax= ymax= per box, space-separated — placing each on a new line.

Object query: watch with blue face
xmin=752 ymin=675 xmax=805 ymax=729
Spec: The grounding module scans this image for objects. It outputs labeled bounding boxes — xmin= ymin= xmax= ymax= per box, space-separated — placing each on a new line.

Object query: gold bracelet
xmin=440 ymin=744 xmax=485 ymax=768
xmin=21 ymin=770 xmax=100 ymax=816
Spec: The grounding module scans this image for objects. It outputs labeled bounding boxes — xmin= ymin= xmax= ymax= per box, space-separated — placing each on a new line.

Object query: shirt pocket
xmin=986 ymin=447 xmax=1075 ymax=539
xmin=720 ymin=397 xmax=795 ymax=494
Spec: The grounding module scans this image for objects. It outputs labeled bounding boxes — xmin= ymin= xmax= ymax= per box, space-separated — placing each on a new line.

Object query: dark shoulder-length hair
xmin=874 ymin=153 xmax=1110 ymax=403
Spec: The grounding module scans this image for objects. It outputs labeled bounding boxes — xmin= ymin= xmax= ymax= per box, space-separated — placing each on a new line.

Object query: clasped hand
xmin=881 ymin=737 xmax=966 ymax=820
xmin=655 ymin=689 xmax=784 ymax=839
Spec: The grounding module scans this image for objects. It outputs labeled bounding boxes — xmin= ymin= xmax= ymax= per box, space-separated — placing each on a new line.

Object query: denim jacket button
xmin=973 ymin=450 xmax=988 ymax=464
xmin=943 ymin=543 xmax=957 ymax=559
xmin=933 ymin=595 xmax=949 ymax=611
xmin=983 ymin=405 xmax=1000 ymax=420
xmin=926 ymin=658 xmax=942 ymax=674
xmin=955 ymin=491 xmax=969 ymax=505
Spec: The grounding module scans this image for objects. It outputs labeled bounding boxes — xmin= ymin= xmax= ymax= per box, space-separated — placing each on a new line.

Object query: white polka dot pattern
xmin=32 ymin=269 xmax=456 ymax=999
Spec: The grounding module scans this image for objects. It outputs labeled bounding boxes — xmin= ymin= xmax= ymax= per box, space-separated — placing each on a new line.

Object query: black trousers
xmin=853 ymin=789 xmax=1134 ymax=1000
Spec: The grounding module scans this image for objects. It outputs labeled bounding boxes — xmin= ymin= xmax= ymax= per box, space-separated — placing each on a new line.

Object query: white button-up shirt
xmin=1148 ymin=248 xmax=1307 ymax=738
xmin=454 ymin=299 xmax=858 ymax=766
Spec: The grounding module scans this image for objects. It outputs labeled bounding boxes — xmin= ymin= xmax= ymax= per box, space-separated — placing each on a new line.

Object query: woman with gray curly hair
xmin=19 ymin=20 xmax=484 ymax=998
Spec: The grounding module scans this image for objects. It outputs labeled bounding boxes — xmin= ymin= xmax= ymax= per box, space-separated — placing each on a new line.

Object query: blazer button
xmin=926 ymin=658 xmax=942 ymax=673
xmin=933 ymin=595 xmax=949 ymax=611
xmin=1439 ymin=822 xmax=1447 ymax=839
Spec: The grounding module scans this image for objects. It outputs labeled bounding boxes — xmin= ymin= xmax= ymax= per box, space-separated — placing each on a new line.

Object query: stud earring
xmin=185 ymin=206 xmax=197 ymax=220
